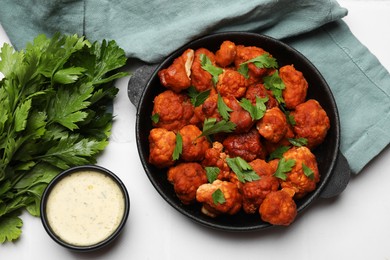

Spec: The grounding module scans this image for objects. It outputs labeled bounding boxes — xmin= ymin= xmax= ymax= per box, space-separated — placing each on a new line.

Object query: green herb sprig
xmin=273 ymin=158 xmax=296 ymax=180
xmin=239 ymin=96 xmax=268 ymax=121
xmin=226 ymin=157 xmax=260 ymax=183
xmin=212 ymin=188 xmax=226 ymax=205
xmin=238 ymin=53 xmax=278 ymax=79
xmin=0 ymin=33 xmax=128 ymax=243
xmin=200 ymin=54 xmax=223 ymax=85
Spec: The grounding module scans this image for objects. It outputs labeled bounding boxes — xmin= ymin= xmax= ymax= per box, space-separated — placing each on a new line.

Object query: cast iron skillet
xmin=134 ymin=32 xmax=351 ymax=231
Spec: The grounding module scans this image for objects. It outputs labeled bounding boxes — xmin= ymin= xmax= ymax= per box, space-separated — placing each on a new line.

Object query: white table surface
xmin=1 ymin=1 xmax=390 ymax=259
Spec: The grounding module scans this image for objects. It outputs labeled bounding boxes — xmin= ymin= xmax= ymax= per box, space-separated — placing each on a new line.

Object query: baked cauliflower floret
xmin=281 ymin=146 xmax=320 ymax=199
xmin=259 ymin=188 xmax=297 ymax=226
xmin=201 ymin=142 xmax=231 ymax=181
xmin=241 ymin=175 xmax=280 ymax=214
xmin=215 ymin=40 xmax=237 ymax=67
xmin=216 ymin=68 xmax=246 ymax=98
xmin=222 ymin=95 xmax=254 ymax=133
xmin=245 ymin=83 xmax=278 ymax=109
xmin=158 ymin=48 xmax=194 ymax=93
xmin=179 ymin=124 xmax=210 ymax=161
xmin=249 ymin=158 xmax=274 ymax=177
xmin=193 ymin=88 xmax=221 ymax=125
xmin=191 ymin=48 xmax=216 ymax=92
xmin=264 ymin=123 xmax=295 ymax=154
xmin=291 ymin=99 xmax=330 ymax=149
xmin=279 ymin=64 xmax=308 ymax=109
xmin=196 ymin=180 xmax=242 ymax=217
xmin=151 ymin=90 xmax=194 ymax=132
xmin=222 ymin=128 xmax=266 ymax=162
xmin=167 ymin=162 xmax=208 ymax=205
xmin=148 ymin=128 xmax=176 ymax=168
xmin=234 ymin=45 xmax=271 ymax=85
xmin=256 ymin=107 xmax=288 ymax=143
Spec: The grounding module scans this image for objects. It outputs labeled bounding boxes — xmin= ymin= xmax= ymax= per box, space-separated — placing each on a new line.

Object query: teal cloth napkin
xmin=1 ymin=0 xmax=389 ymax=174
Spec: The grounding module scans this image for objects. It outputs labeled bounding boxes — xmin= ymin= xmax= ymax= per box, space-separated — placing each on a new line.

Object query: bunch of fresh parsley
xmin=0 ymin=33 xmax=128 ymax=243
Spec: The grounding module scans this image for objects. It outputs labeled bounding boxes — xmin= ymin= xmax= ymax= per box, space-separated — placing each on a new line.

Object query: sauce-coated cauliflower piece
xmin=281 ymin=146 xmax=320 ymax=198
xmin=191 ymin=48 xmax=216 ymax=92
xmin=179 ymin=124 xmax=210 ymax=161
xmin=280 ymin=65 xmax=308 ymax=109
xmin=148 ymin=128 xmax=176 ymax=168
xmin=193 ymin=88 xmax=221 ymax=125
xmin=167 ymin=162 xmax=208 ymax=205
xmin=259 ymin=188 xmax=297 ymax=226
xmin=256 ymin=107 xmax=288 ymax=143
xmin=222 ymin=95 xmax=254 ymax=133
xmin=152 ymin=90 xmax=195 ymax=132
xmin=242 ymin=175 xmax=280 ymax=214
xmin=245 ymin=83 xmax=278 ymax=109
xmin=196 ymin=180 xmax=242 ymax=217
xmin=216 ymin=69 xmax=246 ymax=99
xmin=215 ymin=40 xmax=237 ymax=67
xmin=291 ymin=99 xmax=330 ymax=149
xmin=222 ymin=128 xmax=266 ymax=162
xmin=158 ymin=49 xmax=194 ymax=93
xmin=201 ymin=142 xmax=231 ymax=180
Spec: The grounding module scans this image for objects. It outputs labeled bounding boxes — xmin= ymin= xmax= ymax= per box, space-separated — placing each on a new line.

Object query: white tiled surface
xmin=1 ymin=1 xmax=390 ymax=259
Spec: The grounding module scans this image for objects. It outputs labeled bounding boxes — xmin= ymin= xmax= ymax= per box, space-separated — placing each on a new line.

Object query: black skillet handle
xmin=319 ymin=151 xmax=351 ymax=199
xmin=128 ymin=63 xmax=159 ymax=107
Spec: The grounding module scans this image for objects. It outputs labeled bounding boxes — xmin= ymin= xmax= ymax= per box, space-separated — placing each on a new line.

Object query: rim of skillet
xmin=135 ymin=31 xmax=340 ymax=232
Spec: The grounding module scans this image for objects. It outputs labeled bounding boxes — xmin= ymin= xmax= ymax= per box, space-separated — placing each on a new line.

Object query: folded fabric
xmin=1 ymin=0 xmax=389 ymax=174
xmin=1 ymin=0 xmax=347 ymax=62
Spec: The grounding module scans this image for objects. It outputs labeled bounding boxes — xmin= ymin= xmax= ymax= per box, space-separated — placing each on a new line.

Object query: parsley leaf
xmin=0 ymin=214 xmax=23 ymax=243
xmin=263 ymin=70 xmax=285 ymax=104
xmin=187 ymin=86 xmax=210 ymax=107
xmin=200 ymin=118 xmax=236 ymax=137
xmin=212 ymin=188 xmax=226 ymax=205
xmin=151 ymin=113 xmax=159 ymax=124
xmin=172 ymin=133 xmax=183 ymax=161
xmin=238 ymin=53 xmax=278 ymax=78
xmin=226 ymin=157 xmax=260 ymax=183
xmin=273 ymin=158 xmax=296 ymax=181
xmin=217 ymin=94 xmax=232 ymax=121
xmin=279 ymin=105 xmax=296 ymax=126
xmin=288 ymin=137 xmax=308 ymax=147
xmin=268 ymin=145 xmax=291 ymax=160
xmin=302 ymin=163 xmax=315 ymax=180
xmin=200 ymin=54 xmax=223 ymax=85
xmin=239 ymin=96 xmax=268 ymax=121
xmin=205 ymin=167 xmax=220 ymax=183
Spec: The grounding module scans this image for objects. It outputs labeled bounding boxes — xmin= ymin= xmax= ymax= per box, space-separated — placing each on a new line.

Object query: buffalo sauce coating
xmin=45 ymin=170 xmax=125 ymax=246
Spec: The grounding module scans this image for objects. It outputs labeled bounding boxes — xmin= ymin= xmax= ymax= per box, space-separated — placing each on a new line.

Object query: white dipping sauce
xmin=46 ymin=170 xmax=125 ymax=246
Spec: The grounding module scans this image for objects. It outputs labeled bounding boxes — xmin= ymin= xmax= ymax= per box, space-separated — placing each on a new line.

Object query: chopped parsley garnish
xmin=273 ymin=158 xmax=296 ymax=181
xmin=238 ymin=53 xmax=278 ymax=78
xmin=172 ymin=132 xmax=183 ymax=161
xmin=217 ymin=94 xmax=232 ymax=121
xmin=200 ymin=118 xmax=236 ymax=137
xmin=200 ymin=53 xmax=223 ymax=85
xmin=263 ymin=70 xmax=285 ymax=104
xmin=212 ymin=188 xmax=226 ymax=205
xmin=205 ymin=166 xmax=220 ymax=183
xmin=302 ymin=163 xmax=315 ymax=180
xmin=288 ymin=137 xmax=308 ymax=147
xmin=187 ymin=86 xmax=210 ymax=107
xmin=268 ymin=145 xmax=291 ymax=160
xmin=280 ymin=105 xmax=296 ymax=126
xmin=151 ymin=113 xmax=160 ymax=124
xmin=226 ymin=157 xmax=260 ymax=183
xmin=239 ymin=96 xmax=268 ymax=121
